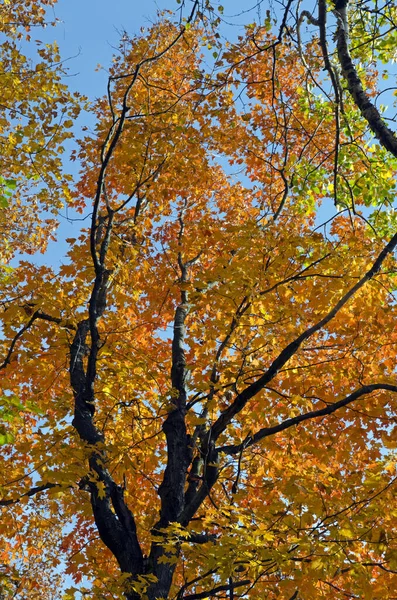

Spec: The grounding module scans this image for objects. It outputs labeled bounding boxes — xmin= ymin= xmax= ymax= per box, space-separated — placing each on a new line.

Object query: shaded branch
xmin=149 ymin=223 xmax=196 ymax=596
xmin=218 ymin=383 xmax=397 ymax=455
xmin=182 ymin=579 xmax=251 ymax=600
xmin=175 ymin=569 xmax=218 ymax=600
xmin=0 ymin=312 xmax=40 ymax=370
xmin=0 ymin=482 xmax=60 ymax=506
xmin=0 ymin=307 xmax=76 ymax=370
xmin=210 ymin=230 xmax=397 ymax=440
xmin=70 ymin=320 xmax=143 ymax=577
xmin=187 ymin=532 xmax=217 ymax=544
xmin=27 ymin=306 xmax=76 ymax=330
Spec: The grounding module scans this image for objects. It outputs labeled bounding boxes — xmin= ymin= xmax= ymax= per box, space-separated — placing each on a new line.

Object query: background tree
xmin=1 ymin=0 xmax=397 ymax=598
xmin=0 ymin=1 xmax=80 ymax=596
xmin=0 ymin=0 xmax=81 ymax=261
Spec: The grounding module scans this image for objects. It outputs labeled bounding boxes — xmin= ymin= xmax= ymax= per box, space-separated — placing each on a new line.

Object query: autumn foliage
xmin=1 ymin=1 xmax=397 ymax=598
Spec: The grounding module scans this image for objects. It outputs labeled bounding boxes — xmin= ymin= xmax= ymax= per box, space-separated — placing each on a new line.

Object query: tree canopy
xmin=1 ymin=0 xmax=397 ymax=598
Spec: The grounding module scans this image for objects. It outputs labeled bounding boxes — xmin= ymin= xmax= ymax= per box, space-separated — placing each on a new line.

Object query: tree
xmin=0 ymin=0 xmax=80 ymax=596
xmin=1 ymin=0 xmax=397 ymax=598
xmin=0 ymin=0 xmax=81 ymax=263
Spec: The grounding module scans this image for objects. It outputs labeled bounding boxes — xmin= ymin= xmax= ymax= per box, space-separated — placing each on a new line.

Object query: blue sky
xmin=48 ymin=0 xmax=177 ymax=98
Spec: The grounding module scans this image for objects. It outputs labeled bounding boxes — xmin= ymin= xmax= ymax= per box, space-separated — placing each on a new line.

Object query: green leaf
xmin=0 ymin=433 xmax=15 ymax=445
xmin=6 ymin=179 xmax=16 ymax=190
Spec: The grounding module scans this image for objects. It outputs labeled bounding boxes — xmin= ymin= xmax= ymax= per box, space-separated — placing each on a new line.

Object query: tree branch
xmin=0 ymin=312 xmax=39 ymax=370
xmin=187 ymin=532 xmax=217 ymax=544
xmin=0 ymin=482 xmax=60 ymax=506
xmin=334 ymin=2 xmax=397 ymax=157
xmin=0 ymin=307 xmax=76 ymax=371
xmin=218 ymin=383 xmax=397 ymax=455
xmin=70 ymin=319 xmax=143 ymax=577
xmin=180 ymin=231 xmax=397 ymax=520
xmin=182 ymin=579 xmax=251 ymax=599
xmin=210 ymin=230 xmax=397 ymax=441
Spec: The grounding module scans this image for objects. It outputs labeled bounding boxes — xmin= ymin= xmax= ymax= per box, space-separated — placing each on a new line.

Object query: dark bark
xmin=70 ymin=297 xmax=144 ymax=588
xmin=70 ymin=317 xmax=144 ymax=580
xmin=157 ymin=297 xmax=191 ymax=518
xmin=334 ymin=4 xmax=397 ymax=158
xmin=146 ymin=273 xmax=194 ymax=597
